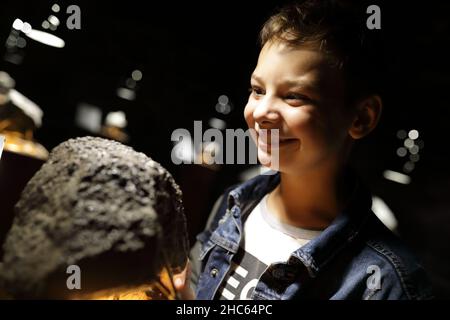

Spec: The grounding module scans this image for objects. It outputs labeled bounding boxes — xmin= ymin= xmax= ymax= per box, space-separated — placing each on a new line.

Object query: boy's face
xmin=244 ymin=41 xmax=354 ymax=175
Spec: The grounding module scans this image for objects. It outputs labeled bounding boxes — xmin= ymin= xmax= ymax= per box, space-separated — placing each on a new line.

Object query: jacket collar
xmin=228 ymin=171 xmax=280 ymax=217
xmin=227 ymin=169 xmax=373 ymax=277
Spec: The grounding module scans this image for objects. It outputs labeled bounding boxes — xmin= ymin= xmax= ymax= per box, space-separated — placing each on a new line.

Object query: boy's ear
xmin=348 ymin=94 xmax=382 ymax=139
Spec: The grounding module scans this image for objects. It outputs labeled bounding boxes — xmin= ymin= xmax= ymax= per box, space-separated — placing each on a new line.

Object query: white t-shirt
xmin=217 ymin=194 xmax=322 ymax=300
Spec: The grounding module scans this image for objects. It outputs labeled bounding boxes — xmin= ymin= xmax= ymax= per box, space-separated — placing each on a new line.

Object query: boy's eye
xmin=285 ymin=93 xmax=311 ymax=105
xmin=249 ymin=86 xmax=265 ymax=98
xmin=285 ymin=93 xmax=308 ymax=101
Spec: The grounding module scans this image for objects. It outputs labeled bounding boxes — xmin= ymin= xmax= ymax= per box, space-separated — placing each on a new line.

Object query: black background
xmin=1 ymin=0 xmax=449 ymax=298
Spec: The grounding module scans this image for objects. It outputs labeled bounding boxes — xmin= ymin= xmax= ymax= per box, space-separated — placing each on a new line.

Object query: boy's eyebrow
xmin=250 ymin=74 xmax=264 ymax=83
xmin=251 ymin=74 xmax=317 ymax=92
xmin=283 ymin=79 xmax=315 ymax=90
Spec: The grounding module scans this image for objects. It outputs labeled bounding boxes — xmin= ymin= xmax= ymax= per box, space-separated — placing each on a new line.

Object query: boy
xmin=190 ymin=0 xmax=432 ymax=299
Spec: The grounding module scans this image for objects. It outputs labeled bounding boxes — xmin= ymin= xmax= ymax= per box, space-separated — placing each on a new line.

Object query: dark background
xmin=1 ymin=0 xmax=449 ymax=298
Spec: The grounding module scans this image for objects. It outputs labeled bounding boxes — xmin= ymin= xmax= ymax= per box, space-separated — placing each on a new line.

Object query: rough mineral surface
xmin=0 ymin=136 xmax=188 ymax=297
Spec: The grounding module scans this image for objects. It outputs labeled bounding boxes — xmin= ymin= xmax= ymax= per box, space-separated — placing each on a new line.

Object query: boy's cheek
xmin=243 ymin=104 xmax=255 ymax=128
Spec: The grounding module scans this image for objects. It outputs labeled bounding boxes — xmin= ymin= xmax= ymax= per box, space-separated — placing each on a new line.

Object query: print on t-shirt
xmin=218 ymin=247 xmax=268 ymax=300
xmin=216 ymin=194 xmax=322 ymax=300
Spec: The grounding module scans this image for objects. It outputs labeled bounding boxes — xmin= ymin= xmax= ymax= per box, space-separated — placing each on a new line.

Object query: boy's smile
xmin=244 ymin=41 xmax=354 ymax=174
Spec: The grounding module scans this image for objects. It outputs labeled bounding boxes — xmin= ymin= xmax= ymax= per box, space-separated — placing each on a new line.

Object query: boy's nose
xmin=253 ymin=96 xmax=280 ymax=127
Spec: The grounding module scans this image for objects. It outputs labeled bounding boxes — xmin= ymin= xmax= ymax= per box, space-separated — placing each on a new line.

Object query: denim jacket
xmin=190 ymin=172 xmax=433 ymax=300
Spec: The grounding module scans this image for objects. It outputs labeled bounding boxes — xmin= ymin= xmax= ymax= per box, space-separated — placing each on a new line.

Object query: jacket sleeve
xmin=189 ymin=194 xmax=225 ymax=294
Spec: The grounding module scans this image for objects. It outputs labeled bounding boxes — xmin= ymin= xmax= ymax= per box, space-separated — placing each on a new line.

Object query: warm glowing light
xmin=75 ymin=103 xmax=102 ymax=133
xmin=404 ymin=138 xmax=414 ymax=149
xmin=410 ymin=145 xmax=419 ymax=155
xmin=17 ymin=37 xmax=27 ymax=48
xmin=218 ymin=95 xmax=229 ymax=105
xmin=208 ymin=117 xmax=227 ymax=130
xmin=408 ymin=129 xmax=419 ymax=140
xmin=48 ymin=15 xmax=60 ymax=27
xmin=25 ymin=29 xmax=65 ymax=48
xmin=383 ymin=169 xmax=411 ymax=185
xmin=105 ymin=111 xmax=127 ymax=128
xmin=372 ymin=196 xmax=398 ymax=231
xmin=22 ymin=22 xmax=32 ymax=34
xmin=52 ymin=4 xmax=61 ymax=13
xmin=396 ymin=147 xmax=407 ymax=157
xmin=12 ymin=19 xmax=24 ymax=31
xmin=131 ymin=70 xmax=143 ymax=81
xmin=116 ymin=87 xmax=136 ymax=101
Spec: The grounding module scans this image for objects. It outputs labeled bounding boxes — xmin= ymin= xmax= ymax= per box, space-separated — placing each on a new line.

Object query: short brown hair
xmin=260 ymin=0 xmax=385 ymax=101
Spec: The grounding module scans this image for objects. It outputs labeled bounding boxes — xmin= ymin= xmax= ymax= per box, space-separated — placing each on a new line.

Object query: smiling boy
xmin=190 ymin=0 xmax=433 ymax=300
